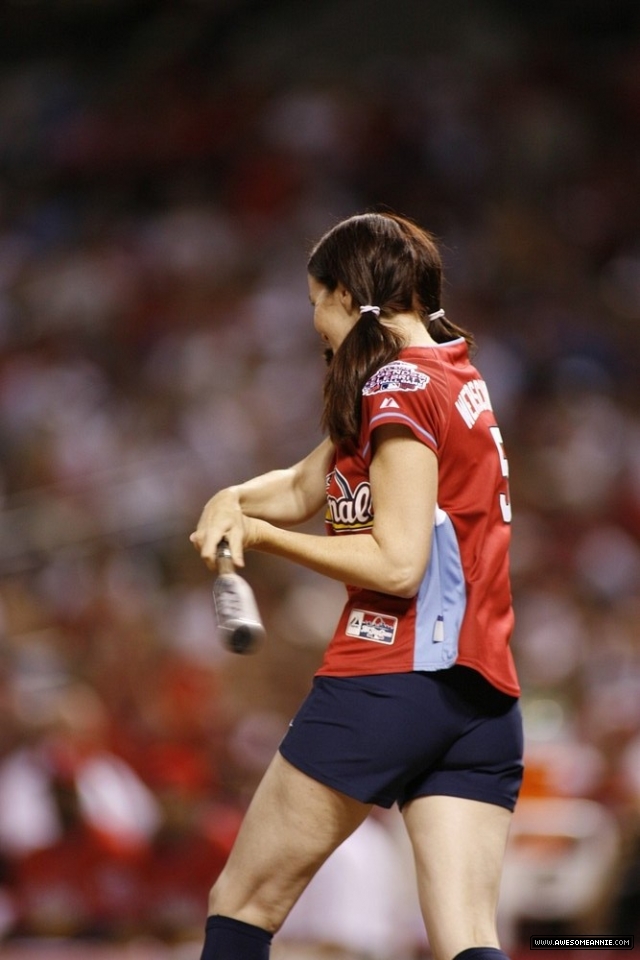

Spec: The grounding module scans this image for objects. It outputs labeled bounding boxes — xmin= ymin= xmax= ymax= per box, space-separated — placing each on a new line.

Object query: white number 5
xmin=489 ymin=426 xmax=512 ymax=524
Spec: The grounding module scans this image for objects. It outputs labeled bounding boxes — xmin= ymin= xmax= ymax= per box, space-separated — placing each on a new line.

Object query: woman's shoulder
xmin=363 ymin=340 xmax=468 ymax=395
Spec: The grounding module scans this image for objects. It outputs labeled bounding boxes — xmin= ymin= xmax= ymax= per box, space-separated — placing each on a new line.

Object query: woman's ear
xmin=337 ymin=284 xmax=357 ymax=316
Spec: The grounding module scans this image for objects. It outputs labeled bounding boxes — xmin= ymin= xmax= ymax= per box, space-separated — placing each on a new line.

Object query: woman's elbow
xmin=382 ymin=558 xmax=427 ymax=599
xmin=390 ymin=580 xmax=421 ymax=600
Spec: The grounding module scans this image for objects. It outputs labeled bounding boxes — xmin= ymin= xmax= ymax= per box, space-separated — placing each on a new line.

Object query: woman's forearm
xmin=245 ymin=430 xmax=436 ymax=597
xmin=248 ymin=518 xmax=423 ymax=599
xmin=232 ymin=469 xmax=315 ymax=526
xmin=191 ymin=439 xmax=334 ymax=567
xmin=237 ymin=438 xmax=333 ymax=525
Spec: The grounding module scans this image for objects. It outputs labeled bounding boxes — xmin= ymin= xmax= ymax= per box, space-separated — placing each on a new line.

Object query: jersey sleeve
xmin=360 ymin=359 xmax=445 ymax=457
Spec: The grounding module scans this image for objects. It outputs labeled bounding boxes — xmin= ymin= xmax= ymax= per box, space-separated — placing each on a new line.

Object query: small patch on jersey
xmin=380 ymin=396 xmax=400 ymax=408
xmin=346 ymin=610 xmax=398 ymax=645
xmin=363 ymin=361 xmax=430 ymax=395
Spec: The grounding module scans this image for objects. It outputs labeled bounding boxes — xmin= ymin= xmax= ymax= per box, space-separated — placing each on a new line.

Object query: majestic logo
xmin=363 ymin=361 xmax=430 ymax=395
xmin=346 ymin=610 xmax=398 ymax=645
xmin=326 ymin=469 xmax=373 ymax=531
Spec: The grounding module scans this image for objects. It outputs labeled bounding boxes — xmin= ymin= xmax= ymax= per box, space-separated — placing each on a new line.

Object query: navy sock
xmin=199 ymin=915 xmax=272 ymax=960
xmin=454 ymin=949 xmax=511 ymax=960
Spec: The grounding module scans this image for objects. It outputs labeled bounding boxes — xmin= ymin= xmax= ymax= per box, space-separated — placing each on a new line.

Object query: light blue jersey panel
xmin=414 ymin=506 xmax=467 ymax=670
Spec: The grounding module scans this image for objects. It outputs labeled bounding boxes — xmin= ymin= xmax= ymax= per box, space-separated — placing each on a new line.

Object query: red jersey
xmin=316 ymin=339 xmax=520 ymax=697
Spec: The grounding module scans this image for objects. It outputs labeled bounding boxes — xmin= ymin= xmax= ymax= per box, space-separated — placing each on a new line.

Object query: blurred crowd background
xmin=0 ymin=0 xmax=639 ymax=957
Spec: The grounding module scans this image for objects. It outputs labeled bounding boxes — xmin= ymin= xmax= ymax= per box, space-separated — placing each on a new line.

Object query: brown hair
xmin=307 ymin=212 xmax=475 ymax=444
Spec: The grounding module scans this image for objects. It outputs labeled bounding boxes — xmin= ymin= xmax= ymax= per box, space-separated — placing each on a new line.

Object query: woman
xmin=191 ymin=212 xmax=523 ymax=960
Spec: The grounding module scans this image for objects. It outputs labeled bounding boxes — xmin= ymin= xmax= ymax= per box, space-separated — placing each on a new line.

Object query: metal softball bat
xmin=212 ymin=538 xmax=266 ymax=654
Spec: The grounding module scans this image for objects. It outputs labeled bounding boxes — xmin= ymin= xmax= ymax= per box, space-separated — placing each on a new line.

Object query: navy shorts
xmin=279 ymin=666 xmax=524 ymax=811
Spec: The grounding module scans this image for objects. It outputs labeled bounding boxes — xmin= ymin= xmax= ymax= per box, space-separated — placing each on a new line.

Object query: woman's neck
xmin=380 ymin=312 xmax=438 ymax=348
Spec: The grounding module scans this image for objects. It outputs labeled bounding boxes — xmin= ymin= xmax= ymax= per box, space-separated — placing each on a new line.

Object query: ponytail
xmin=322 ymin=314 xmax=404 ymax=445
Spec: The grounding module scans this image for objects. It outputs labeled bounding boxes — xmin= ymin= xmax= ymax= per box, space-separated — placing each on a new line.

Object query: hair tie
xmin=428 ymin=308 xmax=445 ymax=322
xmin=359 ymin=305 xmax=381 ymax=317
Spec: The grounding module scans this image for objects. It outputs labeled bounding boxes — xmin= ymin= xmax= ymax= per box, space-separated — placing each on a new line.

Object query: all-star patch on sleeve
xmin=360 ymin=356 xmax=447 ymax=459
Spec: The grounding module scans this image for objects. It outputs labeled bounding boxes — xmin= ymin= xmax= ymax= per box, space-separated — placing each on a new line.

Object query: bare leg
xmin=402 ymin=794 xmax=512 ymax=960
xmin=209 ymin=752 xmax=372 ymax=932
